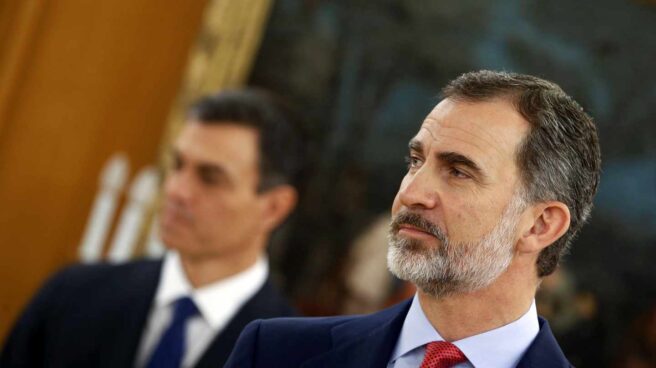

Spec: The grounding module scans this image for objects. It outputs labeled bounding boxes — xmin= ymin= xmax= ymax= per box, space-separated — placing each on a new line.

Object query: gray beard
xmin=387 ymin=194 xmax=525 ymax=298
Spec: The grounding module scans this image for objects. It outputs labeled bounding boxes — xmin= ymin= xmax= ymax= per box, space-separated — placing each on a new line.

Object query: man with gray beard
xmin=225 ymin=70 xmax=601 ymax=368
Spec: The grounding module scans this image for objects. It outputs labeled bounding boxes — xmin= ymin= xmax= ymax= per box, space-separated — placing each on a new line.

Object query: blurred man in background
xmin=225 ymin=70 xmax=601 ymax=368
xmin=1 ymin=89 xmax=305 ymax=368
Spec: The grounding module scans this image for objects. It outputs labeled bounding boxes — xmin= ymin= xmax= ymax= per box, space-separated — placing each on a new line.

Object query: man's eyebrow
xmin=197 ymin=163 xmax=232 ymax=186
xmin=197 ymin=162 xmax=226 ymax=175
xmin=437 ymin=151 xmax=485 ymax=177
xmin=408 ymin=139 xmax=423 ymax=153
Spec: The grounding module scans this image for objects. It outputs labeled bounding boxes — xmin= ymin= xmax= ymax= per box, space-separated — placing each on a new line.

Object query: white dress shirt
xmin=388 ymin=295 xmax=539 ymax=368
xmin=135 ymin=251 xmax=268 ymax=368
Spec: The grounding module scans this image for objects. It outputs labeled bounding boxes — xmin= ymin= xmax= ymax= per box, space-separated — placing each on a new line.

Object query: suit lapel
xmin=516 ymin=317 xmax=571 ymax=368
xmin=193 ymin=305 xmax=254 ymax=368
xmin=100 ymin=260 xmax=162 ymax=368
xmin=301 ymin=300 xmax=412 ymax=368
xmin=194 ymin=280 xmax=296 ymax=368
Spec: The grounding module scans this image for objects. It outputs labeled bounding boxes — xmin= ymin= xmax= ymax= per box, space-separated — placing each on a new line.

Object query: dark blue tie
xmin=145 ymin=296 xmax=199 ymax=368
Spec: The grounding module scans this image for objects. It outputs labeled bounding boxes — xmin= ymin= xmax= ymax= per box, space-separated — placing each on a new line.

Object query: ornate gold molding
xmin=160 ymin=0 xmax=274 ymax=156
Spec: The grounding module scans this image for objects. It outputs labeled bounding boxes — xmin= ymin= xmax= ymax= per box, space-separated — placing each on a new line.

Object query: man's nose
xmin=397 ymin=169 xmax=439 ymax=210
xmin=164 ymin=170 xmax=194 ymax=203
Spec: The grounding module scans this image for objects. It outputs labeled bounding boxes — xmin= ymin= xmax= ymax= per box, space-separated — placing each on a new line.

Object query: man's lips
xmin=161 ymin=205 xmax=193 ymax=226
xmin=397 ymin=223 xmax=436 ymax=238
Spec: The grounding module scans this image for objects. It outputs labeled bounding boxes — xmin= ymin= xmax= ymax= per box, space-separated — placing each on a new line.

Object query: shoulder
xmin=225 ymin=315 xmax=358 ymax=368
xmin=46 ymin=259 xmax=160 ymax=292
xmin=225 ymin=300 xmax=412 ymax=368
xmin=243 ymin=298 xmax=410 ymax=345
xmin=56 ymin=258 xmax=162 ymax=280
xmin=5 ymin=259 xmax=162 ymax=342
xmin=0 ymin=259 xmax=161 ymax=365
xmin=258 ymin=314 xmax=358 ymax=338
xmin=240 ymin=314 xmax=362 ymax=352
xmin=253 ymin=298 xmax=411 ymax=338
xmin=32 ymin=259 xmax=161 ymax=308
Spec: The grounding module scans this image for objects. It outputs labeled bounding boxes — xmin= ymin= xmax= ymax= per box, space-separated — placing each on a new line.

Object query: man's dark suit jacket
xmin=225 ymin=299 xmax=572 ymax=368
xmin=0 ymin=259 xmax=296 ymax=368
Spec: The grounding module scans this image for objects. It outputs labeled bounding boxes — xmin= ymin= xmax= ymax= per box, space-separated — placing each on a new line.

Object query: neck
xmin=177 ymin=243 xmax=264 ymax=288
xmin=418 ymin=260 xmax=538 ymax=342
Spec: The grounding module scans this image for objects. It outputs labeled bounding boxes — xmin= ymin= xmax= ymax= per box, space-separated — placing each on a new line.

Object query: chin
xmin=159 ymin=232 xmax=188 ymax=252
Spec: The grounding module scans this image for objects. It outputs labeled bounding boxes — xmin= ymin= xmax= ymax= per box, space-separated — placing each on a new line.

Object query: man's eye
xmin=172 ymin=156 xmax=183 ymax=171
xmin=199 ymin=172 xmax=219 ymax=185
xmin=404 ymin=155 xmax=422 ymax=170
xmin=449 ymin=167 xmax=470 ymax=179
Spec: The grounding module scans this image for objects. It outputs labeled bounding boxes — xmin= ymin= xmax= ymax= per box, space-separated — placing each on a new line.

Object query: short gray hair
xmin=442 ymin=70 xmax=601 ymax=277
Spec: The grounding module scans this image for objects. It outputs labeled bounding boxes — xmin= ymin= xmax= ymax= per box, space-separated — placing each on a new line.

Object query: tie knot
xmin=420 ymin=341 xmax=467 ymax=368
xmin=172 ymin=296 xmax=199 ymax=322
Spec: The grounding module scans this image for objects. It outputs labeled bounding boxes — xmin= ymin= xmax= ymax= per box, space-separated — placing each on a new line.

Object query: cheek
xmin=213 ymin=195 xmax=262 ymax=228
xmin=441 ymin=196 xmax=484 ymax=237
xmin=194 ymin=196 xmax=233 ymax=227
xmin=449 ymin=200 xmax=499 ymax=240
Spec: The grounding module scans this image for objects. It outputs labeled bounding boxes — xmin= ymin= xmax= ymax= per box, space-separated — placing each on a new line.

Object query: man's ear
xmin=259 ymin=185 xmax=298 ymax=231
xmin=517 ymin=201 xmax=570 ymax=254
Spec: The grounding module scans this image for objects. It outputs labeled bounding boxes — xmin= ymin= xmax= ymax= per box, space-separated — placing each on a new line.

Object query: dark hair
xmin=187 ymin=88 xmax=306 ymax=191
xmin=442 ymin=70 xmax=601 ymax=277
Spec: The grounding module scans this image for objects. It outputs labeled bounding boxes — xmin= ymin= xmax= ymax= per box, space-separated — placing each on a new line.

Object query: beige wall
xmin=0 ymin=0 xmax=209 ymax=339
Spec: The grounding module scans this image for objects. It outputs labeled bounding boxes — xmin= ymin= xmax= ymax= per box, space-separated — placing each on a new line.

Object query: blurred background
xmin=1 ymin=0 xmax=655 ymax=367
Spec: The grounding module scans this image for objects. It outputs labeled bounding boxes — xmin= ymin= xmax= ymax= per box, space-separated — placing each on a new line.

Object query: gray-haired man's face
xmin=387 ymin=98 xmax=530 ymax=297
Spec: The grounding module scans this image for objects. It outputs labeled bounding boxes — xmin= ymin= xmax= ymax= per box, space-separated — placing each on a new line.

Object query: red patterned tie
xmin=419 ymin=341 xmax=467 ymax=368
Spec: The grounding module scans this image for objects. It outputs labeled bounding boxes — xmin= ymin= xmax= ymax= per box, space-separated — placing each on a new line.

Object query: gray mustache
xmin=390 ymin=211 xmax=446 ymax=241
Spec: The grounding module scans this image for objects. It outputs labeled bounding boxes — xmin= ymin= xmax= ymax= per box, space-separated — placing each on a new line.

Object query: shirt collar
xmin=390 ymin=295 xmax=441 ymax=363
xmin=391 ymin=294 xmax=539 ymax=368
xmin=154 ymin=251 xmax=268 ymax=330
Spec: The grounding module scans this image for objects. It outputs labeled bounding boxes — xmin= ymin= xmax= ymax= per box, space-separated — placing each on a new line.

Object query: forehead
xmin=415 ymin=98 xmax=529 ymax=175
xmin=175 ymin=121 xmax=260 ymax=168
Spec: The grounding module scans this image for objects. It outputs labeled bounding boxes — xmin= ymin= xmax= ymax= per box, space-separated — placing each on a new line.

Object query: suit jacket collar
xmin=99 ymin=260 xmax=162 ymax=368
xmin=516 ymin=317 xmax=571 ymax=368
xmin=301 ymin=300 xmax=412 ymax=368
xmin=298 ymin=298 xmax=570 ymax=368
